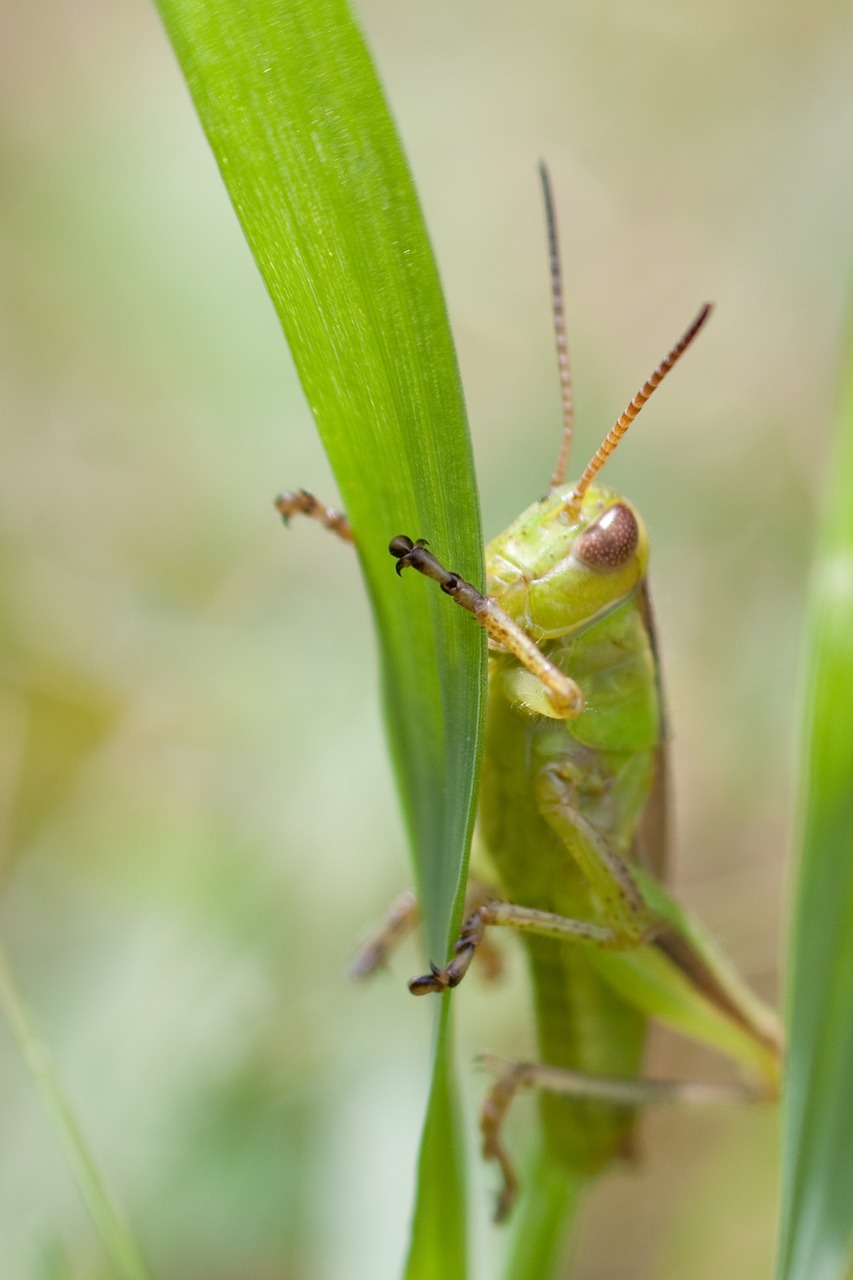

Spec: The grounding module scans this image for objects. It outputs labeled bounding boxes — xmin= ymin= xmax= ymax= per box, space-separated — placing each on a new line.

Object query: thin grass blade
xmin=0 ymin=938 xmax=153 ymax=1280
xmin=776 ymin=315 xmax=853 ymax=1280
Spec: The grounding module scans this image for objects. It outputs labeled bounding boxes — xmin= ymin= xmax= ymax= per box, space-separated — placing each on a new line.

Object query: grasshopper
xmin=277 ymin=167 xmax=782 ymax=1221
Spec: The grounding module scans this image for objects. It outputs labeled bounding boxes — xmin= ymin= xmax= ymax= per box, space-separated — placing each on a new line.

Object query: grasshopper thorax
xmin=485 ymin=484 xmax=649 ymax=642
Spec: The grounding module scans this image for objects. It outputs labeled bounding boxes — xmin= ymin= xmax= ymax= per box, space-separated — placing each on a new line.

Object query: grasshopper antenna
xmin=565 ymin=303 xmax=713 ymax=520
xmin=539 ymin=163 xmax=575 ymax=492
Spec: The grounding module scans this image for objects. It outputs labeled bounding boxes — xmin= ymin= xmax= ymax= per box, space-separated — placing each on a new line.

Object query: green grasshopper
xmin=277 ymin=167 xmax=782 ymax=1221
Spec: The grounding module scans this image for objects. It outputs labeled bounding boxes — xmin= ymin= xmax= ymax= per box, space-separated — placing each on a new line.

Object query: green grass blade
xmin=0 ymin=938 xmax=153 ymax=1280
xmin=776 ymin=316 xmax=853 ymax=1280
xmin=154 ymin=1 xmax=486 ymax=1274
xmin=404 ymin=1004 xmax=467 ymax=1280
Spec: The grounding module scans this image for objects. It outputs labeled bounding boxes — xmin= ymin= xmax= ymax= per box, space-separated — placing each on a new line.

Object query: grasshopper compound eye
xmin=574 ymin=502 xmax=639 ymax=572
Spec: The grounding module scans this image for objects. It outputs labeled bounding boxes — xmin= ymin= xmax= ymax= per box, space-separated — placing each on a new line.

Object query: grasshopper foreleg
xmin=389 ymin=536 xmax=583 ymax=718
xmin=478 ymin=1053 xmax=764 ymax=1222
xmin=275 ymin=489 xmax=354 ymax=543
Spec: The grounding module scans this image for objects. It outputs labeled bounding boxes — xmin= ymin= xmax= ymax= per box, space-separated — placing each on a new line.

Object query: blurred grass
xmin=27 ymin=0 xmax=486 ymax=1275
xmin=1 ymin=0 xmax=853 ymax=1276
xmin=0 ymin=940 xmax=152 ymax=1280
xmin=776 ymin=311 xmax=853 ymax=1280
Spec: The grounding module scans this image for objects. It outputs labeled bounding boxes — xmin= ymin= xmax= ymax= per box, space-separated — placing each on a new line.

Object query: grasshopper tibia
xmin=389 ymin=536 xmax=583 ymax=718
xmin=275 ymin=489 xmax=354 ymax=543
xmin=478 ymin=1052 xmax=766 ymax=1221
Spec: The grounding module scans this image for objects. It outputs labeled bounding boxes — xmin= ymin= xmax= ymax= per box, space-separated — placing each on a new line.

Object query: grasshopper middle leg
xmin=351 ymin=879 xmax=507 ymax=984
xmin=409 ymin=789 xmax=660 ymax=996
xmin=408 ymin=898 xmax=642 ymax=995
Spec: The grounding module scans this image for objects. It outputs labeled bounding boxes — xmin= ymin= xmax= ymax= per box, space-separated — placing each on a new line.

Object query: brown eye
xmin=574 ymin=503 xmax=639 ymax=572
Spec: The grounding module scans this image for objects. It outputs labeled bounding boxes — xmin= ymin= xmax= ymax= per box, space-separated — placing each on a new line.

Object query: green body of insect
xmin=473 ymin=479 xmax=779 ymax=1181
xmin=482 ymin=483 xmax=659 ymax=1175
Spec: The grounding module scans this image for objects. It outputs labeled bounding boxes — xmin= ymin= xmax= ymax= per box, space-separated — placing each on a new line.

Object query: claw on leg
xmin=275 ymin=489 xmax=354 ymax=543
xmin=408 ymin=907 xmax=488 ymax=994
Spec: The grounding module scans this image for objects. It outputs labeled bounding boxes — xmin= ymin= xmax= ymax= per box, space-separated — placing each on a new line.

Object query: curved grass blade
xmin=776 ymin=314 xmax=853 ymax=1280
xmin=154 ymin=2 xmax=486 ymax=1275
xmin=0 ymin=937 xmax=153 ymax=1280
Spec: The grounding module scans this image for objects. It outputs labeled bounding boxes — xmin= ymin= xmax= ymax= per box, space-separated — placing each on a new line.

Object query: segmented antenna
xmin=539 ymin=163 xmax=575 ymax=491
xmin=565 ymin=303 xmax=713 ymax=519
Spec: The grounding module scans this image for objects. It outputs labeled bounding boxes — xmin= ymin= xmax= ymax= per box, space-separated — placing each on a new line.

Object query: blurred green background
xmin=1 ymin=1 xmax=852 ymax=1277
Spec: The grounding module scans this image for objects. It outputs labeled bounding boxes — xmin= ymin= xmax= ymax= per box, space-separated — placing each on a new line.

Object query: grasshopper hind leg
xmin=478 ymin=1054 xmax=759 ymax=1222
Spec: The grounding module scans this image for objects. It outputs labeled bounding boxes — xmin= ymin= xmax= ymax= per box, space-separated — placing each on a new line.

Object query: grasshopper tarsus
xmin=407 ymin=957 xmax=468 ymax=995
xmin=408 ymin=969 xmax=445 ymax=996
xmin=276 ymin=489 xmax=354 ymax=542
xmin=408 ymin=906 xmax=488 ymax=994
xmin=389 ymin=535 xmax=456 ymax=590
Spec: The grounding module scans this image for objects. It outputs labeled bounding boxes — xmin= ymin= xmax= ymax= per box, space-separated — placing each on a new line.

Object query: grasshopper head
xmin=476 ymin=172 xmax=709 ymax=671
xmin=486 ymin=484 xmax=649 ymax=641
xmin=482 ymin=184 xmax=707 ymax=641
